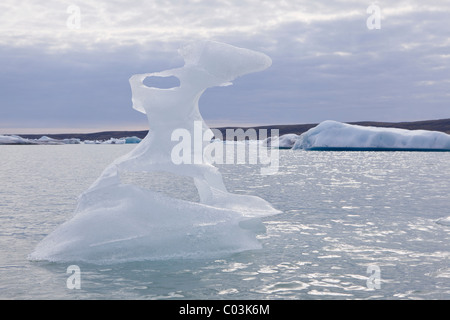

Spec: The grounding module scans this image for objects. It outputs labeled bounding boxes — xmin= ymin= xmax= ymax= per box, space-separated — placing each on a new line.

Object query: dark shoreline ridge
xmin=14 ymin=118 xmax=450 ymax=141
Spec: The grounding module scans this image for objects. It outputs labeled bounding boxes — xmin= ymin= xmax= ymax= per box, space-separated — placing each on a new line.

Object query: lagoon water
xmin=0 ymin=144 xmax=449 ymax=299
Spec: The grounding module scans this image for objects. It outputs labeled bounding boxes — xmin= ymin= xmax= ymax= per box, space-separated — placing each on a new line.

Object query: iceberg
xmin=123 ymin=136 xmax=142 ymax=144
xmin=102 ymin=138 xmax=126 ymax=144
xmin=29 ymin=41 xmax=280 ymax=264
xmin=62 ymin=138 xmax=81 ymax=144
xmin=37 ymin=136 xmax=65 ymax=145
xmin=264 ymin=133 xmax=301 ymax=149
xmin=83 ymin=138 xmax=131 ymax=144
xmin=292 ymin=121 xmax=450 ymax=151
xmin=83 ymin=140 xmax=102 ymax=144
xmin=0 ymin=135 xmax=37 ymax=145
xmin=0 ymin=135 xmax=80 ymax=145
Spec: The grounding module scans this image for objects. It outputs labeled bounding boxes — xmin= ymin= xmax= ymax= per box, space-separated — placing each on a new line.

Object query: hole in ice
xmin=119 ymin=171 xmax=200 ymax=203
xmin=143 ymin=76 xmax=180 ymax=89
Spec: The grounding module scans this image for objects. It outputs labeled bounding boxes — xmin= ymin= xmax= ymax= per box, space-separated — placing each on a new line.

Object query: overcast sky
xmin=1 ymin=0 xmax=449 ymax=133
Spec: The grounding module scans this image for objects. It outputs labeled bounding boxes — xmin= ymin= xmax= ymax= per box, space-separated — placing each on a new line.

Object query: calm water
xmin=0 ymin=145 xmax=449 ymax=299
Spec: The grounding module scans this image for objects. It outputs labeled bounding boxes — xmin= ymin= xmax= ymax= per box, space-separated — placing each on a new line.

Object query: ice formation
xmin=0 ymin=135 xmax=36 ymax=145
xmin=123 ymin=136 xmax=142 ymax=144
xmin=102 ymin=138 xmax=126 ymax=144
xmin=82 ymin=136 xmax=141 ymax=144
xmin=29 ymin=41 xmax=280 ymax=264
xmin=264 ymin=134 xmax=300 ymax=149
xmin=0 ymin=135 xmax=80 ymax=145
xmin=268 ymin=121 xmax=450 ymax=151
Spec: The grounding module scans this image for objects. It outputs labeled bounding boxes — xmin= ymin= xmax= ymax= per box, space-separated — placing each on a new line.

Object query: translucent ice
xmin=29 ymin=41 xmax=280 ymax=264
xmin=292 ymin=121 xmax=450 ymax=151
xmin=123 ymin=136 xmax=142 ymax=144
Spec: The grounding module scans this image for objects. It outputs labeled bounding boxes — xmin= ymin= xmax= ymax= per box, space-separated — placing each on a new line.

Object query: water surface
xmin=0 ymin=145 xmax=449 ymax=299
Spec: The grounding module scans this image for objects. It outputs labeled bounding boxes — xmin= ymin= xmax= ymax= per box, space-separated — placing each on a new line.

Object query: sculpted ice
xmin=29 ymin=41 xmax=280 ymax=263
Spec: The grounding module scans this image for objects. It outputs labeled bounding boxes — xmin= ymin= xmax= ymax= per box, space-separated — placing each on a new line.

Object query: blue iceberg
xmin=289 ymin=121 xmax=450 ymax=151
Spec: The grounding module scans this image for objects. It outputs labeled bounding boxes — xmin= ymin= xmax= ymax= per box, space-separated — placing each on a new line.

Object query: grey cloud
xmin=1 ymin=1 xmax=450 ymax=132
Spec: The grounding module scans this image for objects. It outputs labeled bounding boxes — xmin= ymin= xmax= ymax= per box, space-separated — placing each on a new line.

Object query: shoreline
xmin=4 ymin=118 xmax=450 ymax=142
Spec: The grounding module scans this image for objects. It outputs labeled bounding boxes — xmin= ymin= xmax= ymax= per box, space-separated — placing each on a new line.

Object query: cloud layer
xmin=1 ymin=0 xmax=449 ymax=133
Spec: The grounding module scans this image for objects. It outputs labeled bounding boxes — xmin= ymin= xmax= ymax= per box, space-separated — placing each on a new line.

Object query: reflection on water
xmin=0 ymin=145 xmax=449 ymax=299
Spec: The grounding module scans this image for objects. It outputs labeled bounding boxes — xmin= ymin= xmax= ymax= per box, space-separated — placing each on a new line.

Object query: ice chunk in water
xmin=29 ymin=41 xmax=280 ymax=264
xmin=293 ymin=120 xmax=450 ymax=151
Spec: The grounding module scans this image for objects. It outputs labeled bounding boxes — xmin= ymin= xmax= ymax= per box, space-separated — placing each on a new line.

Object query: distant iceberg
xmin=0 ymin=135 xmax=81 ymax=145
xmin=37 ymin=136 xmax=65 ymax=145
xmin=82 ymin=137 xmax=140 ymax=144
xmin=38 ymin=136 xmax=80 ymax=145
xmin=263 ymin=133 xmax=300 ymax=149
xmin=61 ymin=138 xmax=81 ymax=144
xmin=83 ymin=140 xmax=102 ymax=144
xmin=292 ymin=121 xmax=450 ymax=151
xmin=123 ymin=136 xmax=142 ymax=144
xmin=102 ymin=138 xmax=126 ymax=144
xmin=0 ymin=135 xmax=37 ymax=145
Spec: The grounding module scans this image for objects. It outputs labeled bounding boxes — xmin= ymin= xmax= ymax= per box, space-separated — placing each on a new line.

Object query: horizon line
xmin=2 ymin=117 xmax=450 ymax=136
